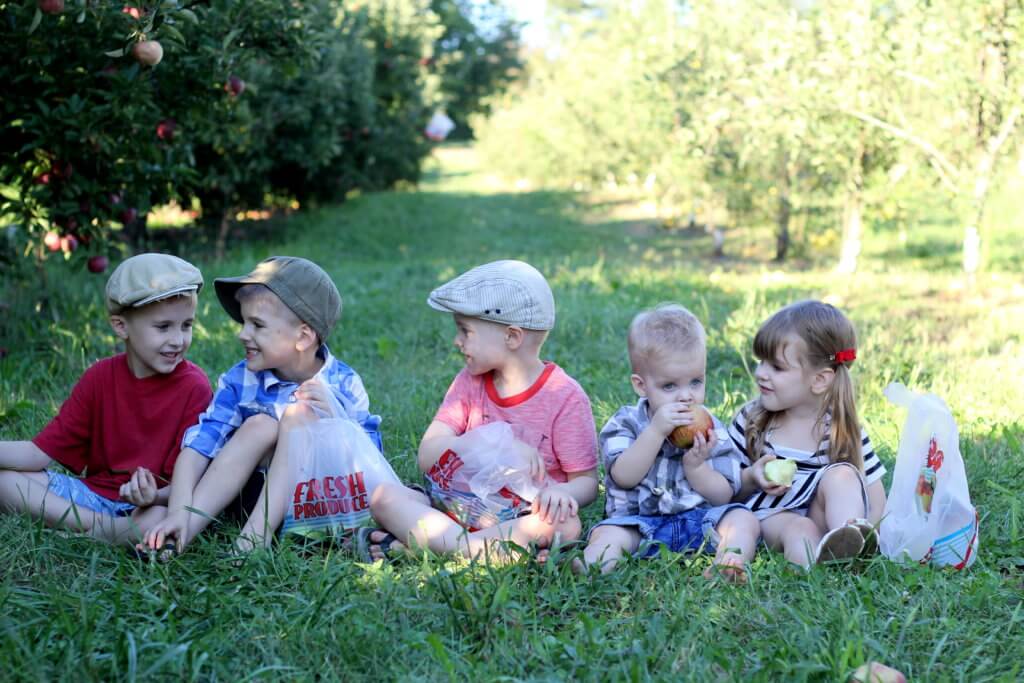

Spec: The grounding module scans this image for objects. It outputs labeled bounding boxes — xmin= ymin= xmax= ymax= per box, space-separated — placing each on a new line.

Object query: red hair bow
xmin=831 ymin=348 xmax=856 ymax=364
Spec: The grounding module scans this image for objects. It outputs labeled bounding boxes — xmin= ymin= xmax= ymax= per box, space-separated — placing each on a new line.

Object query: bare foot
xmin=703 ymin=554 xmax=749 ymax=585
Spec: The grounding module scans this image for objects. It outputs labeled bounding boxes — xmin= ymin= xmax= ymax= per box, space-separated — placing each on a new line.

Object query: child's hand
xmin=751 ymin=454 xmax=791 ymax=496
xmin=295 ymin=379 xmax=333 ymax=417
xmin=142 ymin=512 xmax=189 ymax=553
xmin=119 ymin=467 xmax=158 ymax=507
xmin=511 ymin=438 xmax=546 ymax=482
xmin=650 ymin=401 xmax=699 ymax=438
xmin=532 ymin=484 xmax=578 ymax=524
xmin=682 ymin=429 xmax=718 ymax=469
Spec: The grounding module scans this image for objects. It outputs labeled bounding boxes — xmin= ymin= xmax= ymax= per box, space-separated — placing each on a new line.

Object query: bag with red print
xmin=880 ymin=383 xmax=979 ymax=568
xmin=281 ymin=393 xmax=401 ymax=540
xmin=425 ymin=421 xmax=552 ymax=530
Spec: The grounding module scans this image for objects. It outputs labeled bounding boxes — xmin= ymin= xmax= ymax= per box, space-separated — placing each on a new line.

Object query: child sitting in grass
xmin=142 ymin=256 xmax=383 ymax=555
xmin=578 ymin=304 xmax=759 ymax=581
xmin=0 ymin=253 xmax=211 ymax=544
xmin=727 ymin=300 xmax=886 ymax=568
xmin=359 ymin=259 xmax=599 ymax=563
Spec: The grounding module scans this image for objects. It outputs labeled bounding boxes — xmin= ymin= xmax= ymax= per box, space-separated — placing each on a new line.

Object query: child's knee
xmin=822 ymin=463 xmax=860 ymax=488
xmin=279 ymin=403 xmax=316 ymax=430
xmin=369 ymin=482 xmax=405 ymax=515
xmin=240 ymin=412 xmax=280 ymax=442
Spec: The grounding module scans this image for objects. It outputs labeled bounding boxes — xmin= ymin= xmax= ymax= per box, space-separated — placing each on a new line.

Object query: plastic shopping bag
xmin=281 ymin=398 xmax=400 ymax=539
xmin=879 ymin=382 xmax=979 ymax=569
xmin=425 ymin=421 xmax=551 ymax=530
xmin=424 ymin=111 xmax=455 ymax=141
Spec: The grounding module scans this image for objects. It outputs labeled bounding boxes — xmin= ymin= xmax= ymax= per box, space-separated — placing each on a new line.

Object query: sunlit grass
xmin=1 ymin=145 xmax=1022 ymax=680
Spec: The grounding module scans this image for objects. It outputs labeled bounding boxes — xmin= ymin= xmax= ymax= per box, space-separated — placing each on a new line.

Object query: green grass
xmin=1 ymin=145 xmax=1023 ymax=681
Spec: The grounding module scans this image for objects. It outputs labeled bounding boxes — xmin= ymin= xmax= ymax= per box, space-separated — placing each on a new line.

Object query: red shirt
xmin=33 ymin=354 xmax=213 ymax=499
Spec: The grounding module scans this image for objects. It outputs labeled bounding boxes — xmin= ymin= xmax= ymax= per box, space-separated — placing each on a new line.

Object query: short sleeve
xmin=32 ymin=367 xmax=97 ymax=473
xmin=727 ymin=404 xmax=755 ymax=467
xmin=709 ymin=415 xmax=744 ymax=495
xmin=549 ymin=390 xmax=598 ymax=473
xmin=861 ymin=428 xmax=886 ymax=484
xmin=599 ymin=406 xmax=642 ymax=470
xmin=433 ymin=370 xmax=473 ymax=434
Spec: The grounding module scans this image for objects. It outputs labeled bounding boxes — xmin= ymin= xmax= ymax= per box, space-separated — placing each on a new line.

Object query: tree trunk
xmin=775 ymin=194 xmax=791 ymax=262
xmin=837 ymin=150 xmax=865 ymax=274
xmin=123 ymin=213 xmax=148 ymax=253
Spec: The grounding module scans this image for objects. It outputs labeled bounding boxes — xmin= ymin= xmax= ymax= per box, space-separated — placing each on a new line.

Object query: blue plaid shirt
xmin=182 ymin=345 xmax=382 ymax=458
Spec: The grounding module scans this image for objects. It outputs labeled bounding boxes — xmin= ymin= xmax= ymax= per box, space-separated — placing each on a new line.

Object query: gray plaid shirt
xmin=601 ymin=399 xmax=743 ymax=518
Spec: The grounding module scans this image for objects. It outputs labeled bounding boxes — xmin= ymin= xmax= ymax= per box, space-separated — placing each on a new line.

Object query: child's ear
xmin=504 ymin=325 xmax=524 ymax=350
xmin=630 ymin=373 xmax=647 ymax=397
xmin=295 ymin=324 xmax=318 ymax=352
xmin=810 ymin=367 xmax=836 ymax=396
xmin=109 ymin=315 xmax=129 ymax=340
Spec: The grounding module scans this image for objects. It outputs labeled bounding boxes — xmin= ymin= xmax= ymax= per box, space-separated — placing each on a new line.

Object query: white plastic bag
xmin=424 ymin=111 xmax=455 ymax=141
xmin=425 ymin=421 xmax=551 ymax=530
xmin=879 ymin=383 xmax=979 ymax=568
xmin=281 ymin=395 xmax=400 ymax=538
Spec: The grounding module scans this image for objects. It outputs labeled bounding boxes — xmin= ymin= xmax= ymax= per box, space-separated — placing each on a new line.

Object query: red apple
xmin=156 ymin=118 xmax=177 ymax=141
xmin=87 ymin=255 xmax=109 ymax=274
xmin=122 ymin=5 xmax=142 ymax=19
xmin=34 ymin=172 xmax=52 ymax=185
xmin=39 ymin=0 xmax=64 ymax=14
xmin=60 ymin=234 xmax=79 ymax=253
xmin=119 ymin=207 xmax=138 ymax=224
xmin=669 ymin=405 xmax=714 ymax=449
xmin=51 ymin=160 xmax=73 ymax=180
xmin=43 ymin=231 xmax=61 ymax=252
xmin=132 ymin=40 xmax=163 ymax=66
xmin=224 ymin=75 xmax=246 ymax=96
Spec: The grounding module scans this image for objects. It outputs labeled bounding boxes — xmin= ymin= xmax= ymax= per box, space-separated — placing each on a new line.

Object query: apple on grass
xmin=849 ymin=662 xmax=906 ymax=683
xmin=764 ymin=458 xmax=797 ymax=486
xmin=669 ymin=405 xmax=714 ymax=449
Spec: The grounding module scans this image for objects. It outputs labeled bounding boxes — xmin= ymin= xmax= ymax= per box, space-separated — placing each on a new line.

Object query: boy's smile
xmin=237 ymin=296 xmax=304 ymax=377
xmin=452 ymin=314 xmax=509 ymax=375
xmin=116 ymin=296 xmax=196 ymax=379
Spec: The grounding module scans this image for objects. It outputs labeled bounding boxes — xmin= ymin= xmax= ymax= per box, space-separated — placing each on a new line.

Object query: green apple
xmin=764 ymin=459 xmax=797 ymax=486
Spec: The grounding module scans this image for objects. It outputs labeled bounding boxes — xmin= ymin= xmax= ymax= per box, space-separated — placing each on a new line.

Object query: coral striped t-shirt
xmin=432 ymin=362 xmax=598 ymax=482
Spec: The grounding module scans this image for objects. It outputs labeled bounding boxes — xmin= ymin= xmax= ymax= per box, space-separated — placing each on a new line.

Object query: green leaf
xmin=178 ymin=9 xmax=198 ymax=25
xmin=160 ymin=23 xmax=186 ymax=45
xmin=28 ymin=8 xmax=42 ymax=35
xmin=105 ymin=48 xmax=126 ymax=58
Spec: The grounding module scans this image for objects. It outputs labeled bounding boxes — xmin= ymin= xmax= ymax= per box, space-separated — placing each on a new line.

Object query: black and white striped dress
xmin=728 ymin=401 xmax=886 ymax=520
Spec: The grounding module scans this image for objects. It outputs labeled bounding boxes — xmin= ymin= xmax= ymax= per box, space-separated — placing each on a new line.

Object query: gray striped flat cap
xmin=427 ymin=260 xmax=555 ymax=330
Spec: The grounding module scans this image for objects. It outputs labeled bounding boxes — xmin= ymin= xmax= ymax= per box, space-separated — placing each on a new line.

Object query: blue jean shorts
xmin=591 ymin=503 xmax=748 ymax=558
xmin=46 ymin=471 xmax=136 ymax=518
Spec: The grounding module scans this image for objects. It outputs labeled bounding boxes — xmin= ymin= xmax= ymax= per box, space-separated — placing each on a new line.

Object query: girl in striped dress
xmin=728 ymin=301 xmax=887 ymax=568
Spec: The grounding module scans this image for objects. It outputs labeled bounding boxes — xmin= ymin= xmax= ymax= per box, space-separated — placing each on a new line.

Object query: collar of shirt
xmin=257 ymin=344 xmax=335 ymax=392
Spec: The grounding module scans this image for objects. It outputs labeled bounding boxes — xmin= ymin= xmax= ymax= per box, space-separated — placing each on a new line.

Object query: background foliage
xmin=475 ymin=0 xmax=1024 ymax=270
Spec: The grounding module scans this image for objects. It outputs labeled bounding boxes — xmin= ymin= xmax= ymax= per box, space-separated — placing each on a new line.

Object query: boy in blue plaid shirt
xmin=143 ymin=256 xmax=382 ymax=555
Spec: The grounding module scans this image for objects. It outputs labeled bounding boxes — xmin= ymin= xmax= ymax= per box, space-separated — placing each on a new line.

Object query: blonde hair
xmin=627 ymin=303 xmax=706 ymax=373
xmin=745 ymin=300 xmax=862 ymax=469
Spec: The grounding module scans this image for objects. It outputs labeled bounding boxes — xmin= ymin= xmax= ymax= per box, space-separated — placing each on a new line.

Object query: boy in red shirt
xmin=0 ymin=253 xmax=213 ymax=544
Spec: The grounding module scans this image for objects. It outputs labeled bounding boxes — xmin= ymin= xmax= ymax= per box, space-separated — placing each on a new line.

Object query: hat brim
xmin=214 ymin=276 xmax=256 ymax=325
xmin=133 ymin=284 xmax=201 ymax=309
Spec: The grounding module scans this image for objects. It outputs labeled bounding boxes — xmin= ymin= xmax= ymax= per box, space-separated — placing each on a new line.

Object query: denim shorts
xmin=46 ymin=471 xmax=136 ymax=518
xmin=591 ymin=503 xmax=748 ymax=558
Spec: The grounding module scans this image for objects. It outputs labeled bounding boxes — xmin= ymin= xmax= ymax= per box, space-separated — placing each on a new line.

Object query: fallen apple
xmin=132 ymin=40 xmax=163 ymax=66
xmin=39 ymin=0 xmax=64 ymax=14
xmin=669 ymin=405 xmax=714 ymax=449
xmin=764 ymin=458 xmax=797 ymax=486
xmin=849 ymin=662 xmax=906 ymax=683
xmin=87 ymin=255 xmax=109 ymax=274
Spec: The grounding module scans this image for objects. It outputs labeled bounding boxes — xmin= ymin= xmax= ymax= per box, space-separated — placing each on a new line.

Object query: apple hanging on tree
xmin=60 ymin=234 xmax=79 ymax=253
xmin=87 ymin=255 xmax=109 ymax=274
xmin=156 ymin=119 xmax=177 ymax=141
xmin=225 ymin=75 xmax=246 ymax=96
xmin=43 ymin=231 xmax=61 ymax=252
xmin=38 ymin=0 xmax=64 ymax=14
xmin=132 ymin=40 xmax=163 ymax=66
